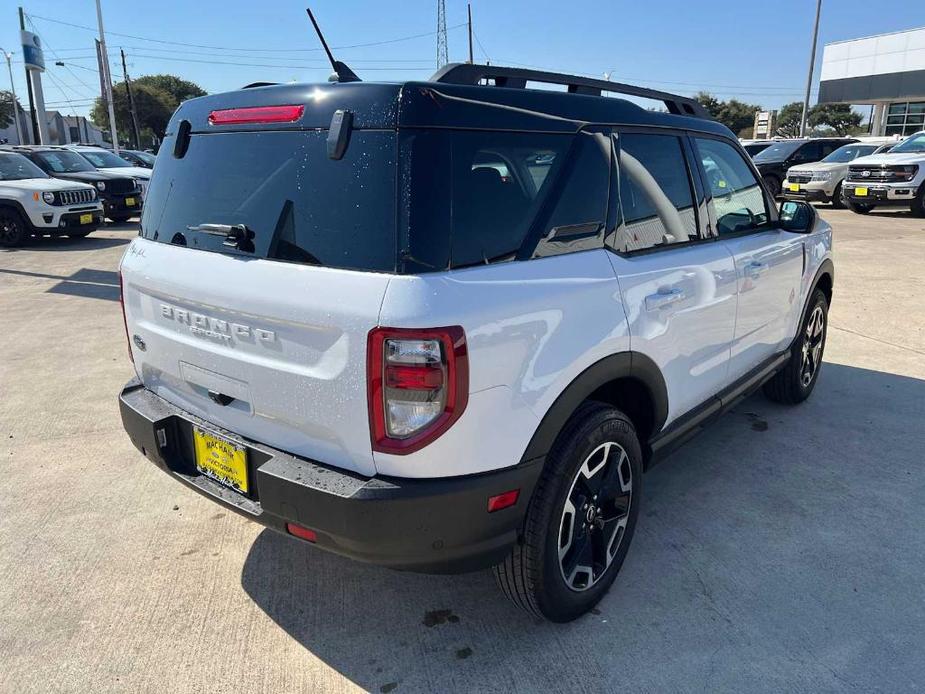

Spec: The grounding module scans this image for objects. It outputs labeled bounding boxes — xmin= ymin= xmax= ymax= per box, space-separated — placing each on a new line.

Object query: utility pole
xmin=95 ymin=0 xmax=119 ymax=153
xmin=1 ymin=48 xmax=24 ymax=144
xmin=436 ymin=0 xmax=448 ymax=69
xmin=467 ymin=4 xmax=473 ymax=64
xmin=120 ymin=48 xmax=140 ymax=149
xmin=799 ymin=0 xmax=822 ymax=138
xmin=18 ymin=8 xmax=38 ymax=143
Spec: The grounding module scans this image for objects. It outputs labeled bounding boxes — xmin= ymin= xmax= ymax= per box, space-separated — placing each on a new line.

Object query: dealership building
xmin=818 ymin=26 xmax=925 ymax=137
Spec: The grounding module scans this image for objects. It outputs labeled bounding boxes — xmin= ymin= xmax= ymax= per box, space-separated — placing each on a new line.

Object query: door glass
xmin=693 ymin=138 xmax=769 ymax=235
xmin=612 ymin=133 xmax=697 ymax=252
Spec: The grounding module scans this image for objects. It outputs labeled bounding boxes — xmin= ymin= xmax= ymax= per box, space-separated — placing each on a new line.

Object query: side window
xmin=820 ymin=142 xmax=842 ymax=158
xmin=791 ymin=142 xmax=821 ymax=163
xmin=693 ymin=137 xmax=769 ymax=235
xmin=612 ymin=133 xmax=698 ymax=253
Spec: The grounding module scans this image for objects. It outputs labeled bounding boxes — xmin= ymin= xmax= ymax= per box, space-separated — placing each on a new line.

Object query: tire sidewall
xmin=763 ymin=175 xmax=781 ymax=199
xmin=0 ymin=209 xmax=27 ymax=247
xmin=793 ymin=290 xmax=829 ymax=398
xmin=535 ymin=406 xmax=643 ymax=621
xmin=832 ymin=182 xmax=846 ymax=209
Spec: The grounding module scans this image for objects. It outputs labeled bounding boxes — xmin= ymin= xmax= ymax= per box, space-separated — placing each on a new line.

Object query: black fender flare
xmin=0 ymin=199 xmax=31 ymax=223
xmin=520 ymin=351 xmax=668 ymax=463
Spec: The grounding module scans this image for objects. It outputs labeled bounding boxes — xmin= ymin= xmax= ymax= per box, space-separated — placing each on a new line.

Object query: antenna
xmin=306 ymin=8 xmax=360 ymax=83
xmin=436 ymin=0 xmax=448 ymax=68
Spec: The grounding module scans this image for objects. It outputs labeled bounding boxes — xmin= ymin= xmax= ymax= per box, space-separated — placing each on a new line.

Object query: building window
xmin=884 ymin=102 xmax=925 ymax=137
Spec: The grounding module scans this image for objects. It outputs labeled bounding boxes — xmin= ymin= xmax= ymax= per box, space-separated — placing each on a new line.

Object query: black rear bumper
xmin=119 ymin=380 xmax=541 ymax=573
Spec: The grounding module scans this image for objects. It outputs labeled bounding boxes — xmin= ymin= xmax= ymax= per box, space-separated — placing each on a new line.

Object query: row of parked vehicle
xmin=0 ymin=145 xmax=153 ymax=247
xmin=740 ymin=132 xmax=925 ymax=217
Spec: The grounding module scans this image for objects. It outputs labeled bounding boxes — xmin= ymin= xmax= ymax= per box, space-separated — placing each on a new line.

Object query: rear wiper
xmin=187 ymin=223 xmax=255 ymax=253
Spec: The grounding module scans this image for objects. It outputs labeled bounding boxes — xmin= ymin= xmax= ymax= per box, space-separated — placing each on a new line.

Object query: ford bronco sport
xmin=118 ymin=64 xmax=834 ymax=622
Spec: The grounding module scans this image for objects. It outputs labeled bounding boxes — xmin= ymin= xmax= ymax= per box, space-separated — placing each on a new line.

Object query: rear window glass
xmin=140 ymin=130 xmax=397 ymax=272
xmin=400 ymin=130 xmax=574 ymax=270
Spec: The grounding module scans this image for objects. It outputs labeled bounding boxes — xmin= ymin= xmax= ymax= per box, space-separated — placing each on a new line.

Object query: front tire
xmin=763 ymin=175 xmax=782 ymax=199
xmin=109 ymin=215 xmax=133 ymax=224
xmin=911 ymin=186 xmax=925 ymax=218
xmin=494 ymin=402 xmax=642 ymax=622
xmin=0 ymin=208 xmax=28 ymax=247
xmin=831 ymin=182 xmax=847 ymax=209
xmin=847 ymin=201 xmax=875 ymax=214
xmin=763 ymin=288 xmax=828 ymax=404
xmin=67 ymin=230 xmax=93 ymax=239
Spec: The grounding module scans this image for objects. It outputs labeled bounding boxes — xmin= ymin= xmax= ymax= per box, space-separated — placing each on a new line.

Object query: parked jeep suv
xmin=843 ymin=130 xmax=925 ymax=216
xmin=118 ymin=64 xmax=834 ymax=621
xmin=753 ymin=137 xmax=857 ymax=198
xmin=0 ymin=150 xmax=104 ymax=246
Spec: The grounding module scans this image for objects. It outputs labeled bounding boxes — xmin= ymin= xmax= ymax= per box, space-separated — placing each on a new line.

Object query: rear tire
xmin=763 ymin=289 xmax=828 ymax=405
xmin=0 ymin=208 xmax=28 ymax=247
xmin=831 ymin=182 xmax=846 ymax=209
xmin=494 ymin=401 xmax=642 ymax=622
xmin=847 ymin=201 xmax=875 ymax=214
xmin=763 ymin=175 xmax=781 ymax=199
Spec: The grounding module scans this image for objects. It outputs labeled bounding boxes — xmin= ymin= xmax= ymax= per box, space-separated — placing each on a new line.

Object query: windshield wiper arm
xmin=187 ymin=223 xmax=255 ymax=252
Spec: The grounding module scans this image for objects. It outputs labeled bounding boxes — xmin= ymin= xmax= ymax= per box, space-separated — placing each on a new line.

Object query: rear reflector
xmin=487 ymin=489 xmax=520 ymax=513
xmin=208 ymin=104 xmax=305 ymax=125
xmin=286 ymin=523 xmax=317 ymax=542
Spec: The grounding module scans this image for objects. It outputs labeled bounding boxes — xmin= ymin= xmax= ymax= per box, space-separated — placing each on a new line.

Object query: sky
xmin=2 ymin=0 xmax=925 ymax=121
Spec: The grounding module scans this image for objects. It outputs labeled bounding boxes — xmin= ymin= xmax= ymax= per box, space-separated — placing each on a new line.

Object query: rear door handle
xmin=744 ymin=261 xmax=769 ymax=279
xmin=645 ymin=287 xmax=685 ymax=311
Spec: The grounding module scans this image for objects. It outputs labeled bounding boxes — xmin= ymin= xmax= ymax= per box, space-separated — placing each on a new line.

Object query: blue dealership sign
xmin=21 ymin=31 xmax=45 ymax=72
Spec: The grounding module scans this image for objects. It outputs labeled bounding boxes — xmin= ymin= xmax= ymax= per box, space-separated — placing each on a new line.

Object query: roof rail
xmin=430 ymin=63 xmax=711 ymax=119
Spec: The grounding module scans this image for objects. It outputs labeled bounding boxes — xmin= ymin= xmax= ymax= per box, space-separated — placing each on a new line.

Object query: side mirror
xmin=779 ymin=200 xmax=816 ymax=233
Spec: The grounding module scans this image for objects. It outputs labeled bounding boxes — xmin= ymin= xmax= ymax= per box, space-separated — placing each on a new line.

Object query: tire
xmin=67 ymin=230 xmax=93 ymax=239
xmin=831 ymin=182 xmax=846 ymax=209
xmin=763 ymin=175 xmax=782 ymax=199
xmin=847 ymin=201 xmax=875 ymax=215
xmin=494 ymin=401 xmax=643 ymax=622
xmin=0 ymin=208 xmax=28 ymax=247
xmin=109 ymin=215 xmax=133 ymax=224
xmin=911 ymin=186 xmax=925 ymax=218
xmin=763 ymin=288 xmax=828 ymax=405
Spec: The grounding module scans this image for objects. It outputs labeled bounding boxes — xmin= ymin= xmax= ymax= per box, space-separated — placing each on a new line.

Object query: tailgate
xmin=121 ymin=238 xmax=389 ymax=476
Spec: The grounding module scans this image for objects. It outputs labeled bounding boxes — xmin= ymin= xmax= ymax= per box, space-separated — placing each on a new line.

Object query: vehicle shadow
xmin=0 ymin=266 xmax=121 ymax=302
xmin=240 ymin=362 xmax=925 ymax=692
xmin=8 ymin=234 xmax=133 ymax=252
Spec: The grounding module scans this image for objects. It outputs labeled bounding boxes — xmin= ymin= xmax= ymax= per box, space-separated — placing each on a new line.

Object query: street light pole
xmin=1 ymin=48 xmax=24 ymax=144
xmin=95 ymin=0 xmax=119 ymax=153
xmin=799 ymin=0 xmax=823 ymax=138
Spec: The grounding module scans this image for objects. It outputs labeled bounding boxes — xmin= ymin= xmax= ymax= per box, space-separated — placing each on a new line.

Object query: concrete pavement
xmin=1 ymin=209 xmax=923 ymax=693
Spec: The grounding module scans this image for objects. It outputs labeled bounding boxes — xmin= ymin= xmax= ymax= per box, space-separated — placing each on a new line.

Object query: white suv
xmin=118 ymin=65 xmax=835 ymax=622
xmin=0 ymin=150 xmax=104 ymax=247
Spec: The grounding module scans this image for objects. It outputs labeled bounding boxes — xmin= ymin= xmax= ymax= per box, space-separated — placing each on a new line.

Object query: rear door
xmin=691 ymin=135 xmax=803 ymax=381
xmin=121 ymin=117 xmax=400 ymax=477
xmin=607 ymin=131 xmax=738 ymax=425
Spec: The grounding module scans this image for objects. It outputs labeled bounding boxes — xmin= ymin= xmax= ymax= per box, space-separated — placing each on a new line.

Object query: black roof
xmin=169 ymin=63 xmax=733 ymax=140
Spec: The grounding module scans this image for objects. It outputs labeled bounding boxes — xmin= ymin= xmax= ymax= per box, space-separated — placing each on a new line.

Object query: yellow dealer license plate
xmin=79 ymin=213 xmax=93 ymax=225
xmin=193 ymin=427 xmax=248 ymax=494
xmin=855 ymin=187 xmax=868 ymax=196
xmin=789 ymin=183 xmax=800 ymax=192
xmin=125 ymin=197 xmax=136 ymax=206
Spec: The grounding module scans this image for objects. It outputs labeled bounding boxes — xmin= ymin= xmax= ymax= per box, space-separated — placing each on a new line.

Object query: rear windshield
xmin=140 ymin=130 xmax=398 ymax=272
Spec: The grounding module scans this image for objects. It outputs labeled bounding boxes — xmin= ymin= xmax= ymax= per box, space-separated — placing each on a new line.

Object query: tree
xmin=808 ymin=103 xmax=862 ymax=135
xmin=695 ymin=92 xmax=762 ymax=136
xmin=92 ymin=82 xmax=174 ymax=145
xmin=0 ymin=90 xmax=19 ymax=130
xmin=775 ymin=101 xmax=805 ymax=137
xmin=132 ymin=74 xmax=206 ymax=109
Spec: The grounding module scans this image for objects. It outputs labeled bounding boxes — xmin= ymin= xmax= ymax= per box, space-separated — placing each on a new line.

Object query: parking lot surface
xmin=1 ymin=209 xmax=923 ymax=693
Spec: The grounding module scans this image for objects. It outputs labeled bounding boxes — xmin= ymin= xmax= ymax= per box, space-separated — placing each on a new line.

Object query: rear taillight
xmin=119 ymin=270 xmax=133 ymax=364
xmin=367 ymin=327 xmax=468 ymax=455
xmin=208 ymin=104 xmax=305 ymax=125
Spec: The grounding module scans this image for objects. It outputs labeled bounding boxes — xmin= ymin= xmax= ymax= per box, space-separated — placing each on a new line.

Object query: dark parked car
xmin=753 ymin=138 xmax=858 ymax=197
xmin=14 ymin=146 xmax=144 ymax=223
xmin=119 ymin=149 xmax=156 ymax=168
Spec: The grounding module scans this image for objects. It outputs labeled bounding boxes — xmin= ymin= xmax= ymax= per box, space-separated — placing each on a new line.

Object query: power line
xmin=124 ymin=53 xmax=433 ymax=71
xmin=27 ymin=13 xmax=467 ymax=54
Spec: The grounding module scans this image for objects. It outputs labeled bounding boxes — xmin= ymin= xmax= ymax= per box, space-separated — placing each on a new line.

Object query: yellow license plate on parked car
xmin=79 ymin=213 xmax=93 ymax=225
xmin=789 ymin=183 xmax=800 ymax=192
xmin=125 ymin=197 xmax=136 ymax=207
xmin=855 ymin=187 xmax=868 ymax=196
xmin=193 ymin=427 xmax=248 ymax=493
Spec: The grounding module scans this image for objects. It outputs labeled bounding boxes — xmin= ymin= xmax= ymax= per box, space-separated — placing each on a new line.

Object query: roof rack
xmin=430 ymin=63 xmax=711 ymax=120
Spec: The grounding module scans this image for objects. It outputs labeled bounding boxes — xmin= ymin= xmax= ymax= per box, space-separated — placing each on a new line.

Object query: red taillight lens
xmin=367 ymin=326 xmax=468 ymax=455
xmin=208 ymin=104 xmax=305 ymax=125
xmin=119 ymin=270 xmax=133 ymax=364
